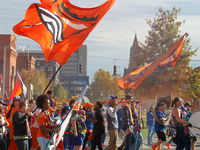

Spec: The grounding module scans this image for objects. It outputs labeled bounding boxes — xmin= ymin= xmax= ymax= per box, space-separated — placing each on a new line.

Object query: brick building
xmin=0 ymin=34 xmax=18 ymax=96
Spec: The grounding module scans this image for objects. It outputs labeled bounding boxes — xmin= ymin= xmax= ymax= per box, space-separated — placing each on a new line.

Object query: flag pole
xmin=43 ymin=65 xmax=62 ymax=94
xmin=124 ymin=33 xmax=189 ymax=96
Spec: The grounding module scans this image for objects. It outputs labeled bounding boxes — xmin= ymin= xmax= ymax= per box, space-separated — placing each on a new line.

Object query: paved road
xmin=102 ymin=132 xmax=200 ymax=150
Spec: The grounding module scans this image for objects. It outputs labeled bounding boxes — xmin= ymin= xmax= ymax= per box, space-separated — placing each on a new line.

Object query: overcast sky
xmin=0 ymin=0 xmax=200 ymax=83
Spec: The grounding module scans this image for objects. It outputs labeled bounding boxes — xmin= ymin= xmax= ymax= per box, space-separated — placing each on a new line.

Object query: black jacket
xmin=12 ymin=110 xmax=29 ymax=139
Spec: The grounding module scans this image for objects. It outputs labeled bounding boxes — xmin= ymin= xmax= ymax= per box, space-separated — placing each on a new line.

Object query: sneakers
xmin=101 ymin=144 xmax=107 ymax=147
xmin=151 ymin=145 xmax=157 ymax=150
xmin=118 ymin=147 xmax=122 ymax=150
xmin=85 ymin=147 xmax=89 ymax=150
xmin=165 ymin=142 xmax=171 ymax=149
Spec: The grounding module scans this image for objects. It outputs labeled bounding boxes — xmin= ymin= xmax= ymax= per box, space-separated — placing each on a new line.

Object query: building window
xmin=71 ymin=81 xmax=87 ymax=85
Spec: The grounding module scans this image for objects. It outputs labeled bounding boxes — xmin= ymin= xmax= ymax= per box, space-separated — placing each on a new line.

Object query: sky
xmin=0 ymin=0 xmax=200 ymax=83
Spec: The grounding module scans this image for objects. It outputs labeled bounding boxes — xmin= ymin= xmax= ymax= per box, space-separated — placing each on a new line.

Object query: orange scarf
xmin=127 ymin=104 xmax=134 ymax=125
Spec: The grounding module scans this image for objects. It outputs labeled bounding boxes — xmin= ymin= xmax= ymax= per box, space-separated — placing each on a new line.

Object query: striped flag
xmin=44 ymin=85 xmax=88 ymax=149
xmin=9 ymin=72 xmax=27 ymax=104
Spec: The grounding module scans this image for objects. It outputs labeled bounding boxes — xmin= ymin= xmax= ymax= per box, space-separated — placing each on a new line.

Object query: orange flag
xmin=0 ymin=74 xmax=2 ymax=86
xmin=118 ymin=34 xmax=187 ymax=89
xmin=13 ymin=0 xmax=115 ymax=65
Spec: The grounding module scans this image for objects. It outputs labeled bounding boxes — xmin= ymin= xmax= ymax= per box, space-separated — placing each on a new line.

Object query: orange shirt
xmin=8 ymin=107 xmax=18 ymax=139
xmin=37 ymin=111 xmax=51 ymax=139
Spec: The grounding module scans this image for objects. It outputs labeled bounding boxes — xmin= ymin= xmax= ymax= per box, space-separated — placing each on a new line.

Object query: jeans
xmin=118 ymin=122 xmax=123 ymax=133
xmin=37 ymin=137 xmax=51 ymax=150
xmin=132 ymin=130 xmax=143 ymax=150
xmin=176 ymin=127 xmax=191 ymax=150
xmin=101 ymin=133 xmax=106 ymax=144
xmin=124 ymin=129 xmax=135 ymax=150
xmin=147 ymin=125 xmax=155 ymax=144
xmin=15 ymin=139 xmax=29 ymax=150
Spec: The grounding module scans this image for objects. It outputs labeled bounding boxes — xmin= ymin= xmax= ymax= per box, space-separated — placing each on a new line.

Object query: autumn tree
xmin=132 ymin=7 xmax=198 ymax=100
xmin=20 ymin=69 xmax=49 ymax=96
xmin=20 ymin=69 xmax=68 ymax=98
xmin=49 ymin=81 xmax=68 ymax=98
xmin=87 ymin=69 xmax=124 ymax=103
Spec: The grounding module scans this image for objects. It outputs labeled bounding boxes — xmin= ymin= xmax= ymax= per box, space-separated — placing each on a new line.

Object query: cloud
xmin=1 ymin=0 xmax=200 ymax=83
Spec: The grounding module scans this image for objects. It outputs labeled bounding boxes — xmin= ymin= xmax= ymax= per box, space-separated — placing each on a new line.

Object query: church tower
xmin=124 ymin=32 xmax=139 ymax=76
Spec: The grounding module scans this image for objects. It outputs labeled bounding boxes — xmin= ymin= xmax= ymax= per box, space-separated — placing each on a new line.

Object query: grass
xmin=141 ymin=117 xmax=148 ymax=137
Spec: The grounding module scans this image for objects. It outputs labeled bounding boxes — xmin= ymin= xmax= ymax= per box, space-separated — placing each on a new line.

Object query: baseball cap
xmin=184 ymin=102 xmax=193 ymax=107
xmin=49 ymin=107 xmax=56 ymax=112
xmin=157 ymin=102 xmax=165 ymax=107
xmin=108 ymin=95 xmax=118 ymax=101
xmin=83 ymin=102 xmax=94 ymax=109
xmin=10 ymin=96 xmax=21 ymax=105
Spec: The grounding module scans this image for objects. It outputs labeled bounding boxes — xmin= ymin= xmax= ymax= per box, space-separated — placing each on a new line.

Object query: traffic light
xmin=114 ymin=65 xmax=117 ymax=75
xmin=27 ymin=60 xmax=30 ymax=70
xmin=79 ymin=63 xmax=83 ymax=73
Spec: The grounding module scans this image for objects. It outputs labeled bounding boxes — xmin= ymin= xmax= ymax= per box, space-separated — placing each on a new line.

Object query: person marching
xmin=89 ymin=101 xmax=105 ymax=150
xmin=12 ymin=101 xmax=33 ymax=150
xmin=120 ymin=95 xmax=136 ymax=150
xmin=69 ymin=103 xmax=86 ymax=150
xmin=0 ymin=104 xmax=9 ymax=150
xmin=184 ymin=103 xmax=197 ymax=150
xmin=146 ymin=106 xmax=155 ymax=145
xmin=132 ymin=101 xmax=143 ymax=150
xmin=82 ymin=102 xmax=94 ymax=150
xmin=105 ymin=95 xmax=119 ymax=150
xmin=151 ymin=102 xmax=170 ymax=150
xmin=36 ymin=94 xmax=59 ymax=150
xmin=171 ymin=97 xmax=192 ymax=150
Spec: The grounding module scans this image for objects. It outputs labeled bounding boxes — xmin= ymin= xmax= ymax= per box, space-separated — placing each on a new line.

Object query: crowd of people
xmin=0 ymin=91 xmax=198 ymax=150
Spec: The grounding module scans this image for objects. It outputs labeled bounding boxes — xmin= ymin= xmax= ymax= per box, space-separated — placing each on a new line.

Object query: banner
xmin=44 ymin=85 xmax=88 ymax=149
xmin=118 ymin=35 xmax=185 ymax=89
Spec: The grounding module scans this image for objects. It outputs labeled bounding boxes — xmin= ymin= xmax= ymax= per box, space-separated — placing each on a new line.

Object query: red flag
xmin=118 ymin=35 xmax=186 ymax=89
xmin=13 ymin=0 xmax=115 ymax=65
xmin=9 ymin=81 xmax=22 ymax=105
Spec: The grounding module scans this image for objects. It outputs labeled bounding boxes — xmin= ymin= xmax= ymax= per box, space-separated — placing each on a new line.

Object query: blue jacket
xmin=146 ymin=111 xmax=154 ymax=126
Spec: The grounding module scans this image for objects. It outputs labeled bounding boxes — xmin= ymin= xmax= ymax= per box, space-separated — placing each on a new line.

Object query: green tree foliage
xmin=49 ymin=81 xmax=68 ymax=98
xmin=132 ymin=7 xmax=198 ymax=99
xmin=87 ymin=69 xmax=124 ymax=103
xmin=20 ymin=69 xmax=49 ymax=95
xmin=20 ymin=69 xmax=68 ymax=98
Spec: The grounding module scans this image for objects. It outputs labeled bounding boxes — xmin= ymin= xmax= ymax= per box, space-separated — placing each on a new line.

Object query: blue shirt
xmin=155 ymin=109 xmax=166 ymax=133
xmin=146 ymin=111 xmax=154 ymax=126
xmin=85 ymin=113 xmax=94 ymax=130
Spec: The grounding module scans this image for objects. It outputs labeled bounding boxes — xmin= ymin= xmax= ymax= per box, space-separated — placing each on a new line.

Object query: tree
xmin=20 ymin=69 xmax=68 ymax=98
xmin=132 ymin=7 xmax=198 ymax=99
xmin=87 ymin=69 xmax=124 ymax=103
xmin=49 ymin=81 xmax=68 ymax=98
xmin=20 ymin=69 xmax=49 ymax=96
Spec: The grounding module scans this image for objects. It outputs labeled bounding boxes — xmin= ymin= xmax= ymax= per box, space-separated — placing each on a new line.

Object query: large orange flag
xmin=118 ymin=34 xmax=186 ymax=89
xmin=13 ymin=0 xmax=115 ymax=65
